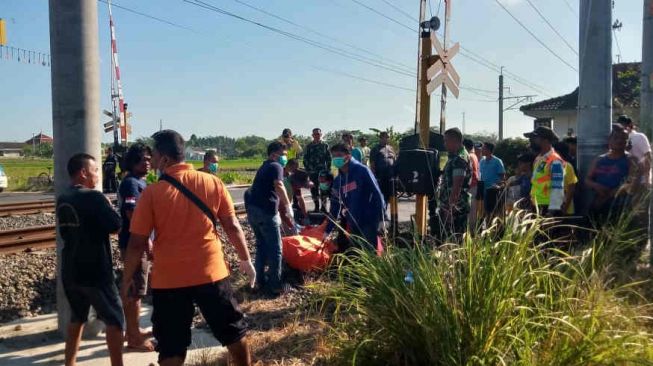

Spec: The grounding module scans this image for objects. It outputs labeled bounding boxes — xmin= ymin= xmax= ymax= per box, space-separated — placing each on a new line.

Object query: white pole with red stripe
xmin=108 ymin=0 xmax=127 ymax=147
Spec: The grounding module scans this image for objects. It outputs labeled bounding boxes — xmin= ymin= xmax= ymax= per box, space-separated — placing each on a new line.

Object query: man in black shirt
xmin=118 ymin=143 xmax=154 ymax=352
xmin=370 ymin=131 xmax=396 ymax=212
xmin=103 ymin=147 xmax=119 ymax=193
xmin=57 ymin=153 xmax=124 ymax=366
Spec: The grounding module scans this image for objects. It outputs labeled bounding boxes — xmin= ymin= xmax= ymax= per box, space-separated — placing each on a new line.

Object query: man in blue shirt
xmin=117 ymin=142 xmax=154 ymax=351
xmin=479 ymin=142 xmax=506 ymax=219
xmin=245 ymin=141 xmax=294 ymax=296
xmin=324 ymin=143 xmax=385 ymax=252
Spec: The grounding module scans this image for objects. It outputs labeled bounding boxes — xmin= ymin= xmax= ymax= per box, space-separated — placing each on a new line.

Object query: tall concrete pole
xmin=642 ymin=0 xmax=653 ymax=138
xmin=577 ymin=0 xmax=612 ymax=215
xmin=499 ymin=72 xmax=504 ymax=140
xmin=641 ymin=0 xmax=653 ymax=265
xmin=49 ymin=0 xmax=101 ymax=335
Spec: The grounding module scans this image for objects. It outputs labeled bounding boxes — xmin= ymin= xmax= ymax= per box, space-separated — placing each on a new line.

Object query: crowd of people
xmin=56 ymin=116 xmax=651 ymax=365
xmin=435 ymin=115 xmax=650 ymax=241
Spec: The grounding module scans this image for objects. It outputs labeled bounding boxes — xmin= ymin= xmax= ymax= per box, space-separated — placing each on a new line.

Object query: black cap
xmin=617 ymin=115 xmax=633 ymax=126
xmin=524 ymin=126 xmax=559 ymax=143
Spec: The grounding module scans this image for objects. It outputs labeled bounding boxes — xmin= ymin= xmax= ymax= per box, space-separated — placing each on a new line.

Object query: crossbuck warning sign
xmin=426 ymin=33 xmax=460 ymax=98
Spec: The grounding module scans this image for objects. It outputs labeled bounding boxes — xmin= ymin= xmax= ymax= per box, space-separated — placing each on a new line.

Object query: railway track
xmin=0 ymin=225 xmax=57 ymax=254
xmin=0 ymin=200 xmax=56 ymax=217
xmin=0 ymin=208 xmax=248 ymax=254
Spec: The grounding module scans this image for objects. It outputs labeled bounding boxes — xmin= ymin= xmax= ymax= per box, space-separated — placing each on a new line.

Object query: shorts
xmin=120 ymin=249 xmax=150 ymax=298
xmin=63 ymin=282 xmax=125 ymax=329
xmin=151 ymin=278 xmax=247 ymax=362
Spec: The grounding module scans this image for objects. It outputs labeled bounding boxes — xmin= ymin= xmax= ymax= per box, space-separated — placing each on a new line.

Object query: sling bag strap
xmin=159 ymin=174 xmax=218 ymax=230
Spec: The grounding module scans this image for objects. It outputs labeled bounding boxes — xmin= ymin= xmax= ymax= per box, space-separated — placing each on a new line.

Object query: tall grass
xmin=314 ymin=210 xmax=653 ymax=365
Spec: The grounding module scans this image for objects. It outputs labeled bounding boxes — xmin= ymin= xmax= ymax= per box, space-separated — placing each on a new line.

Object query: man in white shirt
xmin=618 ymin=115 xmax=651 ymax=186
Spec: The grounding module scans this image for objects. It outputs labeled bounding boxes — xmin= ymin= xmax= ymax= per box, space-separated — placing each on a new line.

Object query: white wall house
xmin=520 ymin=62 xmax=641 ymax=137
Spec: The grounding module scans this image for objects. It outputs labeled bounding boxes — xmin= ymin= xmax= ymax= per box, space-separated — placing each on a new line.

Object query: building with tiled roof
xmin=25 ymin=132 xmax=53 ymax=146
xmin=520 ymin=62 xmax=641 ymax=138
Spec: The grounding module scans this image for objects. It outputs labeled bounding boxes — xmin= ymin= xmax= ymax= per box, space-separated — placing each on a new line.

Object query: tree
xmin=494 ymin=138 xmax=530 ymax=175
xmin=235 ymin=135 xmax=268 ymax=158
xmin=23 ymin=142 xmax=54 ymax=158
xmin=464 ymin=131 xmax=499 ymax=145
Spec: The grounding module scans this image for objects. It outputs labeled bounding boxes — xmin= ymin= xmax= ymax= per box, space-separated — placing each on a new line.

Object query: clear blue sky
xmin=0 ymin=0 xmax=644 ymax=142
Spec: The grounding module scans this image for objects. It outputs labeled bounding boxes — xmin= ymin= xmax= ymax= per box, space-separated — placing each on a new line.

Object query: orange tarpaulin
xmin=281 ymin=224 xmax=337 ymax=272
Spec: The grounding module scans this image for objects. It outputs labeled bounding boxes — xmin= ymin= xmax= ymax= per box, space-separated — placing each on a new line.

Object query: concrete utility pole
xmin=499 ymin=71 xmax=504 ymax=140
xmin=577 ymin=0 xmax=612 ymax=214
xmin=642 ymin=0 xmax=653 ymax=138
xmin=641 ymin=0 xmax=653 ymax=264
xmin=49 ymin=0 xmax=101 ymax=336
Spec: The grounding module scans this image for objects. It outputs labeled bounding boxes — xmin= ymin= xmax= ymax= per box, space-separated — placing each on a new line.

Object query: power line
xmin=227 ymin=0 xmax=414 ymax=72
xmin=524 ymin=0 xmax=578 ymax=56
xmin=561 ymin=0 xmax=578 ymax=16
xmin=312 ymin=66 xmax=415 ymax=91
xmin=493 ymin=0 xmax=578 ymax=72
xmin=97 ymin=0 xmax=197 ymax=33
xmin=336 ymin=0 xmax=553 ymax=96
xmin=347 ymin=0 xmax=416 ymax=32
xmin=377 ymin=0 xmax=417 ymax=22
xmin=436 ymin=0 xmax=443 ymax=17
xmin=184 ymin=0 xmax=418 ymax=78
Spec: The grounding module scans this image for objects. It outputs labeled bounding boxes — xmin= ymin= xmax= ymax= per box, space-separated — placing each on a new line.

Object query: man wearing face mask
xmin=198 ymin=150 xmax=219 ymax=175
xmin=324 ymin=143 xmax=385 ymax=252
xmin=245 ymin=141 xmax=294 ymax=296
xmin=524 ymin=126 xmax=566 ymax=216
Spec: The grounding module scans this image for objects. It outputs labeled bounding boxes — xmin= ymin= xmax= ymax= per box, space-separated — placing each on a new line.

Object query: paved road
xmin=0 ymin=188 xmax=417 ymax=223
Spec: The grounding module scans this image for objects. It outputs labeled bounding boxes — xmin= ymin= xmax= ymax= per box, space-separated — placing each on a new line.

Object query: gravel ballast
xmin=0 ymin=213 xmax=259 ymax=324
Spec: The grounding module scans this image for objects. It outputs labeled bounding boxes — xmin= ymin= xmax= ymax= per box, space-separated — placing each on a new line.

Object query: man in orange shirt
xmin=122 ymin=130 xmax=255 ymax=366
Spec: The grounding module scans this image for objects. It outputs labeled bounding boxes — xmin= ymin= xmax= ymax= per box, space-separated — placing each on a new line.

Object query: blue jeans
xmin=246 ymin=205 xmax=282 ymax=292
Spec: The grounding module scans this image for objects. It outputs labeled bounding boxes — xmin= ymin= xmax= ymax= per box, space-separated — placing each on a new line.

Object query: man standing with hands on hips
xmin=123 ymin=130 xmax=255 ymax=366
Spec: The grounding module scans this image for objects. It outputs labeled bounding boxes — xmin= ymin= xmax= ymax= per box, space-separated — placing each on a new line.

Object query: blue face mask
xmin=333 ymin=157 xmax=347 ymax=169
xmin=278 ymin=155 xmax=288 ymax=167
xmin=208 ymin=162 xmax=219 ymax=174
xmin=319 ymin=182 xmax=331 ymax=191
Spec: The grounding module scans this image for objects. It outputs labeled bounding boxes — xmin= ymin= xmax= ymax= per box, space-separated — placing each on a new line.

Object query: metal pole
xmin=439 ymin=0 xmax=451 ymax=134
xmin=462 ymin=112 xmax=466 ymax=134
xmin=641 ymin=0 xmax=653 ymax=265
xmin=414 ymin=0 xmax=427 ymax=133
xmin=49 ymin=0 xmax=101 ymax=336
xmin=499 ymin=72 xmax=504 ymax=141
xmin=415 ymin=28 xmax=432 ymax=237
xmin=577 ymin=0 xmax=612 ymax=215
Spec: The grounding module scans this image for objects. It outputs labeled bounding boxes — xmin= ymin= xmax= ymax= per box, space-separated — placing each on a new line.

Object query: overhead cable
xmin=524 ymin=0 xmax=578 ymax=55
xmin=493 ymin=0 xmax=578 ymax=72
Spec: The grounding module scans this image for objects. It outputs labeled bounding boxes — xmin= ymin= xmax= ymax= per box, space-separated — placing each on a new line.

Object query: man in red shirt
xmin=464 ymin=139 xmax=481 ymax=229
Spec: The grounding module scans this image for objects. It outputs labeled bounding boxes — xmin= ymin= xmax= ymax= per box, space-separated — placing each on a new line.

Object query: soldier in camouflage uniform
xmin=303 ymin=128 xmax=332 ymax=212
xmin=433 ymin=127 xmax=472 ymax=242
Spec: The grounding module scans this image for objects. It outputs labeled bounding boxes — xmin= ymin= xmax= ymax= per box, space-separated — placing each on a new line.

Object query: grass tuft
xmin=312 ymin=210 xmax=653 ymax=365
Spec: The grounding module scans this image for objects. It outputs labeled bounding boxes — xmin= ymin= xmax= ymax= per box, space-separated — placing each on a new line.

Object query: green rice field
xmin=0 ymin=157 xmax=262 ymax=191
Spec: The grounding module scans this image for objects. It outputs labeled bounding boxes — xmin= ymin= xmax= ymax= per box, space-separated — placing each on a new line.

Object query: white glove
xmin=239 ymin=259 xmax=256 ymax=288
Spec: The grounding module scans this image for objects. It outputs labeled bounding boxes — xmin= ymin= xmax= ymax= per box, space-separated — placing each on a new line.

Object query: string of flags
xmin=0 ymin=45 xmax=51 ymax=67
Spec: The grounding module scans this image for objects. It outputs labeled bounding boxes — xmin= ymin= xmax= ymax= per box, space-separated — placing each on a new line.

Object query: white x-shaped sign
xmin=426 ymin=33 xmax=460 ymax=98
